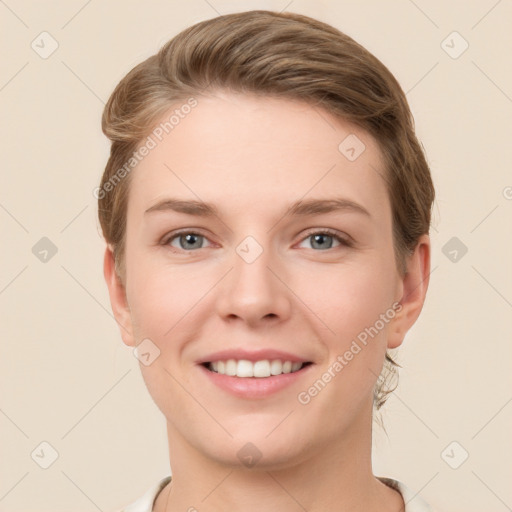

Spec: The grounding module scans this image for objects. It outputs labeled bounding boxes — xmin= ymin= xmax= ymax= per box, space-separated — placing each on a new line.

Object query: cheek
xmin=124 ymin=259 xmax=195 ymax=413
xmin=125 ymin=250 xmax=215 ymax=348
xmin=303 ymin=259 xmax=397 ymax=337
xmin=127 ymin=276 xmax=185 ymax=339
xmin=304 ymin=259 xmax=397 ymax=400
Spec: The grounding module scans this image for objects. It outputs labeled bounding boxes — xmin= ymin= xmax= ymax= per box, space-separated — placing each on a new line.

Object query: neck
xmin=155 ymin=401 xmax=404 ymax=512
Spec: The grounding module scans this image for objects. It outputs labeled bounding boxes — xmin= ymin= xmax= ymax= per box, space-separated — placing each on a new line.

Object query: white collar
xmin=121 ymin=475 xmax=436 ymax=512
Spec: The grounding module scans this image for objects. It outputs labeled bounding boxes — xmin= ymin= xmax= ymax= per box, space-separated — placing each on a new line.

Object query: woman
xmin=98 ymin=10 xmax=436 ymax=512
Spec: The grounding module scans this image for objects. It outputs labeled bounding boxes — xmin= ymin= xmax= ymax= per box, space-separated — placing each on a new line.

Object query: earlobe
xmin=103 ymin=246 xmax=136 ymax=347
xmin=387 ymin=235 xmax=431 ymax=349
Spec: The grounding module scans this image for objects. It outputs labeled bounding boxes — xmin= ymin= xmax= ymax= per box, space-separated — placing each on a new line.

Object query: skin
xmin=104 ymin=91 xmax=430 ymax=511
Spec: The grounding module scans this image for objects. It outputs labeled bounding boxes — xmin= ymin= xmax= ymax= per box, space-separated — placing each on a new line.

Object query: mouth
xmin=198 ymin=358 xmax=315 ymax=399
xmin=201 ymin=359 xmax=314 ymax=378
xmin=196 ymin=348 xmax=316 ymax=398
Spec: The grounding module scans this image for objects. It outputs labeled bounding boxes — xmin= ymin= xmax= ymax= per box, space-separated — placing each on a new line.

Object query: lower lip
xmin=198 ymin=364 xmax=314 ymax=399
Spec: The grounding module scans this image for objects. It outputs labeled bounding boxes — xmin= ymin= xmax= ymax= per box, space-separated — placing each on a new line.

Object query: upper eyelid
xmin=163 ymin=228 xmax=212 ymax=243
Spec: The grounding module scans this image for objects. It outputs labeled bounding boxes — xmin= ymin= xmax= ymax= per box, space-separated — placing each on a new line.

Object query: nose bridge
xmin=215 ymin=232 xmax=291 ymax=323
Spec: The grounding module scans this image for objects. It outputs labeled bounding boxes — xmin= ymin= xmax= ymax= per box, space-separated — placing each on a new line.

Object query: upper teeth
xmin=208 ymin=359 xmax=304 ymax=378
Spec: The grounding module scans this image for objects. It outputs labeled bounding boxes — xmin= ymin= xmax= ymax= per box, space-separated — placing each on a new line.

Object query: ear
xmin=103 ymin=246 xmax=136 ymax=347
xmin=387 ymin=234 xmax=431 ymax=349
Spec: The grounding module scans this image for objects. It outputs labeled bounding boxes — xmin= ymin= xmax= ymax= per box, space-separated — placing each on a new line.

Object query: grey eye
xmin=169 ymin=233 xmax=207 ymax=250
xmin=298 ymin=232 xmax=345 ymax=250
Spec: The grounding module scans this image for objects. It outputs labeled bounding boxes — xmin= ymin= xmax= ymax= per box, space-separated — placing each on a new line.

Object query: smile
xmin=204 ymin=359 xmax=312 ymax=378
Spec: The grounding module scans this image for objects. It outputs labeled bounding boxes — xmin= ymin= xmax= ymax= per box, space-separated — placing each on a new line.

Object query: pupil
xmin=313 ymin=234 xmax=332 ymax=250
xmin=182 ymin=234 xmax=201 ymax=249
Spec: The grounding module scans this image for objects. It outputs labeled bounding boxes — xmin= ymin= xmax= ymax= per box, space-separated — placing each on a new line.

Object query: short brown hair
xmin=98 ymin=10 xmax=435 ymax=410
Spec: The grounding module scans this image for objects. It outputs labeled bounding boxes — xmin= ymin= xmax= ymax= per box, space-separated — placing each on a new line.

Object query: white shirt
xmin=118 ymin=475 xmax=437 ymax=511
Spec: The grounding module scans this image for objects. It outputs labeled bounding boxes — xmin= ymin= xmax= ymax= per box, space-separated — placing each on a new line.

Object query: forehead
xmin=128 ymin=92 xmax=390 ymax=221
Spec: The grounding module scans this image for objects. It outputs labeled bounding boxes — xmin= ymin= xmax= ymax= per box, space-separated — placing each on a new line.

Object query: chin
xmin=193 ymin=426 xmax=312 ymax=471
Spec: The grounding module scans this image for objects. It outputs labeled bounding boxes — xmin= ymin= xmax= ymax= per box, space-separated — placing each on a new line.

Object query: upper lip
xmin=197 ymin=349 xmax=311 ymax=364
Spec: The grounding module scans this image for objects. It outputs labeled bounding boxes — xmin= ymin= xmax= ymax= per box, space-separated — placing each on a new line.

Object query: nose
xmin=215 ymin=239 xmax=292 ymax=328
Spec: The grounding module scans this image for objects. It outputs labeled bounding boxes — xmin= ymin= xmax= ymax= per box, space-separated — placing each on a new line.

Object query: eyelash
xmin=161 ymin=228 xmax=353 ymax=253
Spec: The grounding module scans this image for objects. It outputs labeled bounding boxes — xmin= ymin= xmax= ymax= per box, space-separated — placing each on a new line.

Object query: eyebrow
xmin=144 ymin=197 xmax=371 ymax=218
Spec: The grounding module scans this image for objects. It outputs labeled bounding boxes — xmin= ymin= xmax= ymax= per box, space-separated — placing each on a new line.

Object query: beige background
xmin=1 ymin=0 xmax=511 ymax=511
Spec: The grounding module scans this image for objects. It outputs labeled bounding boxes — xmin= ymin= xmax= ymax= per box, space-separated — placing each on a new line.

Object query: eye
xmin=298 ymin=229 xmax=351 ymax=251
xmin=165 ymin=231 xmax=212 ymax=251
xmin=162 ymin=229 xmax=351 ymax=252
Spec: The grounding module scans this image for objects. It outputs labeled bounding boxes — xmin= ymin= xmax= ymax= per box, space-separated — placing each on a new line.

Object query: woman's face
xmin=107 ymin=91 xmax=426 ymax=467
